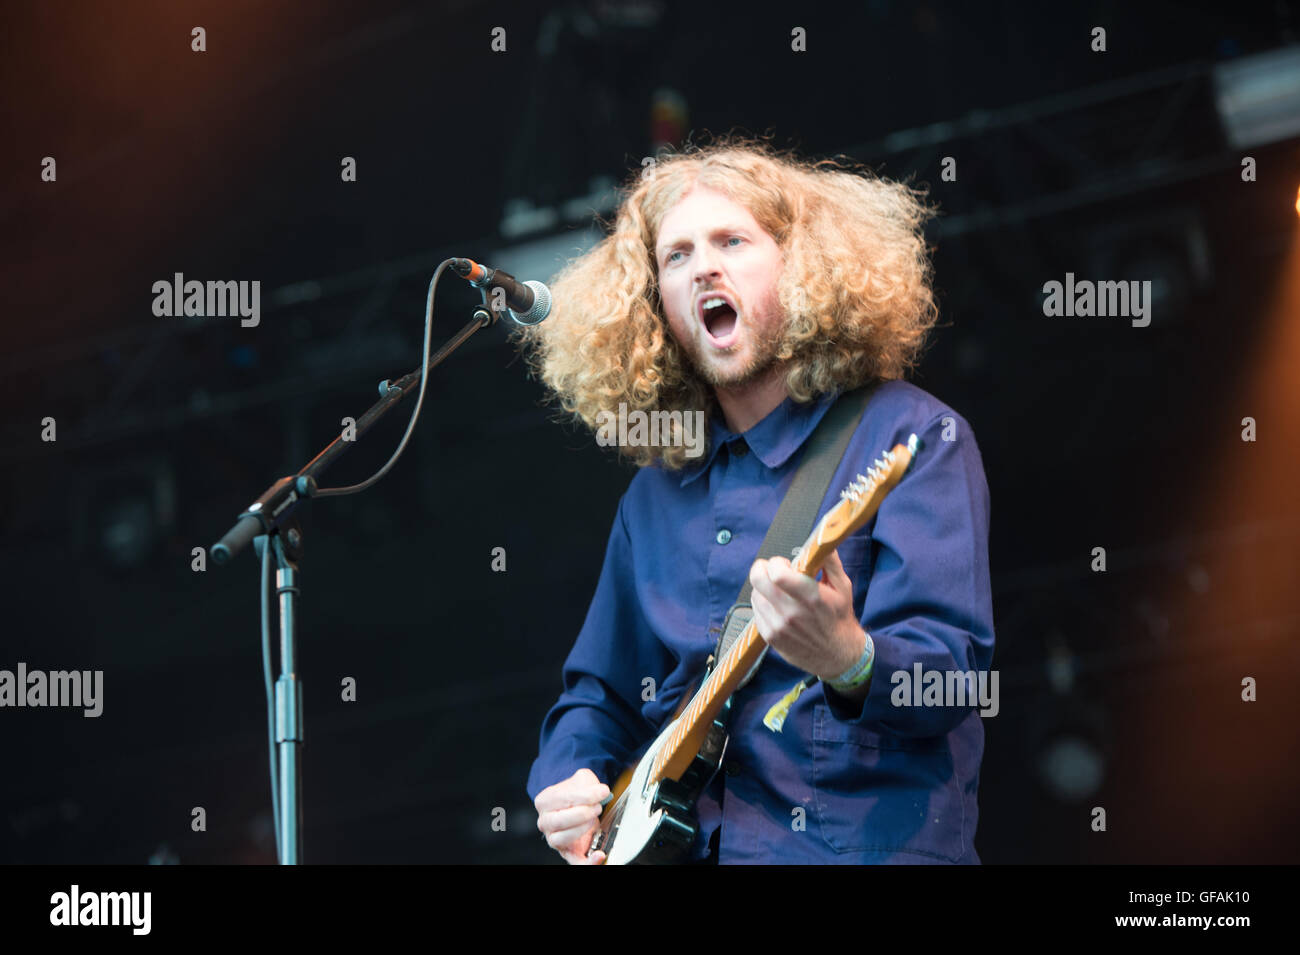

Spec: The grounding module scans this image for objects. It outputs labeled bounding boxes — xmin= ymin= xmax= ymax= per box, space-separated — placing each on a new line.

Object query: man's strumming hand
xmin=534 ymin=768 xmax=610 ymax=865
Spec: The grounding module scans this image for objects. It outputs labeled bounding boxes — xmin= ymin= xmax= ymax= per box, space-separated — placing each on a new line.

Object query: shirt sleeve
xmin=823 ymin=409 xmax=996 ymax=736
xmin=525 ymin=493 xmax=677 ymax=802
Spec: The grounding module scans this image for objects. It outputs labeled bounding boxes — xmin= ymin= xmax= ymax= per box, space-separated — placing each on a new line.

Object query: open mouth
xmin=699 ymin=295 xmax=739 ymax=346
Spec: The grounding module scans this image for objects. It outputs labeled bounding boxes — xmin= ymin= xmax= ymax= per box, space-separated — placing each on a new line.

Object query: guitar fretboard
xmin=643 ymin=436 xmax=914 ymax=789
xmin=647 ymin=545 xmax=815 ymax=784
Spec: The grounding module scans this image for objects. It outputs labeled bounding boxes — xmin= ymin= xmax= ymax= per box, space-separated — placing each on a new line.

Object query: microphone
xmin=450 ymin=258 xmax=552 ymax=325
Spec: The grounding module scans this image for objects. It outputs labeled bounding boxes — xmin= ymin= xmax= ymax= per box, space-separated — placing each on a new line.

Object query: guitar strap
xmin=713 ymin=383 xmax=881 ymax=689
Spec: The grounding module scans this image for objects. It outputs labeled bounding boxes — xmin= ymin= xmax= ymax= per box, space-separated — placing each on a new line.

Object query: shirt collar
xmin=679 ymin=390 xmax=839 ymax=486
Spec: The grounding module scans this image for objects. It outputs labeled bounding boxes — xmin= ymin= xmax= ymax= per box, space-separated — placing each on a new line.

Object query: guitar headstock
xmin=806 ymin=433 xmax=919 ymax=560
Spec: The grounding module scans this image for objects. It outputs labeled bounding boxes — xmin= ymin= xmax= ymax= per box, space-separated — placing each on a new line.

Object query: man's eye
xmin=666 ymin=250 xmax=683 ymax=263
xmin=727 ymin=236 xmax=743 ymax=246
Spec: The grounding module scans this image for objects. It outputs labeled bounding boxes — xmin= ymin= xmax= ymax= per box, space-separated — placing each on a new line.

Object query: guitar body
xmin=590 ymin=675 xmax=732 ymax=865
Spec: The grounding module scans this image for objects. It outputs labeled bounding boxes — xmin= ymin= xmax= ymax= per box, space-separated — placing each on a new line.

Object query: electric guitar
xmin=589 ymin=434 xmax=919 ymax=864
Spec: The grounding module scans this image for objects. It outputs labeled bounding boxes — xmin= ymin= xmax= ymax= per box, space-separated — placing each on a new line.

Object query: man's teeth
xmin=701 ymin=297 xmax=727 ymax=310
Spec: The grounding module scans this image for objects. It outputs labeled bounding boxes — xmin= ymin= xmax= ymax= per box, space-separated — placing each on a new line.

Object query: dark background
xmin=2 ymin=0 xmax=1298 ymax=864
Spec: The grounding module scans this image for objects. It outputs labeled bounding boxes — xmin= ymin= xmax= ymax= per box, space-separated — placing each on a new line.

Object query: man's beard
xmin=685 ymin=322 xmax=785 ymax=389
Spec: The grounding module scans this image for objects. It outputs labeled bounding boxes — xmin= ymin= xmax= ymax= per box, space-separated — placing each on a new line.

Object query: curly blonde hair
xmin=510 ymin=135 xmax=940 ymax=470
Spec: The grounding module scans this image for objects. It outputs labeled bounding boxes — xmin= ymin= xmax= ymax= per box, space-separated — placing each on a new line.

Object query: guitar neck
xmin=645 ymin=435 xmax=916 ymax=788
xmin=647 ymin=546 xmax=819 ymax=786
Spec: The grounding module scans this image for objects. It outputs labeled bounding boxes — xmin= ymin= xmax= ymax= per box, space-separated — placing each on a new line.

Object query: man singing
xmin=516 ymin=137 xmax=995 ymax=864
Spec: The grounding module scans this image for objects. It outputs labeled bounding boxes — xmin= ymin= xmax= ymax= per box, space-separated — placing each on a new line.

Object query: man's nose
xmin=692 ymin=245 xmax=722 ymax=284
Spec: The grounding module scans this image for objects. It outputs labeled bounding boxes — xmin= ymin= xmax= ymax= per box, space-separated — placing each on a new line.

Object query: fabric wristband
xmin=826 ymin=631 xmax=875 ymax=691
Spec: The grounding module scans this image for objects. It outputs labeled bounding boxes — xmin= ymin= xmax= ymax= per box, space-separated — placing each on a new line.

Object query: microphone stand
xmin=210 ymin=278 xmax=511 ymax=865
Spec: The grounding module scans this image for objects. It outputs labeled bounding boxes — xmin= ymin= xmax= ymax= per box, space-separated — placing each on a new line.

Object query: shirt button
xmin=724 ymin=761 xmax=741 ymax=777
xmin=716 ymin=528 xmax=732 ymax=545
xmin=732 ymin=440 xmax=749 ymax=457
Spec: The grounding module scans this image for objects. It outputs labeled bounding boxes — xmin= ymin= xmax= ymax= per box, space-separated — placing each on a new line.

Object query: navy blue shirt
xmin=526 ymin=380 xmax=995 ymax=863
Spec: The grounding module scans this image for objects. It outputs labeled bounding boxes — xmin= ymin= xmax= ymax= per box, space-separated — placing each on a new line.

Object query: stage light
xmin=1031 ymin=697 xmax=1110 ymax=804
xmin=73 ymin=458 xmax=176 ymax=570
xmin=1037 ymin=734 xmax=1106 ymax=802
xmin=99 ymin=496 xmax=155 ymax=568
xmin=1213 ymin=46 xmax=1300 ymax=149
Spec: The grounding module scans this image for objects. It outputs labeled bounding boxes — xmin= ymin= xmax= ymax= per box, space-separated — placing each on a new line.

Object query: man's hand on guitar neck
xmin=535 ymin=768 xmax=611 ymax=865
xmin=749 ymin=548 xmax=869 ymax=689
